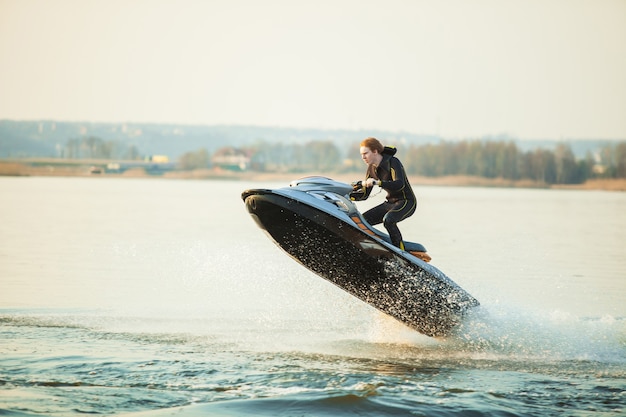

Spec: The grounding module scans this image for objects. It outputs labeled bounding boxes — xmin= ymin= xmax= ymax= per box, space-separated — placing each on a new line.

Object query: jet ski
xmin=241 ymin=176 xmax=479 ymax=337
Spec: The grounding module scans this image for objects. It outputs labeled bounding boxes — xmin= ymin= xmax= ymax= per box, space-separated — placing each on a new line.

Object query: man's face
xmin=360 ymin=146 xmax=377 ymax=165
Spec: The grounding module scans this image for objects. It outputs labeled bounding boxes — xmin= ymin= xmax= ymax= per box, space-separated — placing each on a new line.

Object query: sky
xmin=1 ymin=0 xmax=625 ymax=140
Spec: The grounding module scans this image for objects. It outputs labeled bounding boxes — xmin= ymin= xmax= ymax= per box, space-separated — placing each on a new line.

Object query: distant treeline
xmin=63 ymin=136 xmax=141 ymax=160
xmin=241 ymin=139 xmax=626 ymax=185
xmin=403 ymin=140 xmax=626 ymax=184
xmin=59 ymin=136 xmax=626 ymax=184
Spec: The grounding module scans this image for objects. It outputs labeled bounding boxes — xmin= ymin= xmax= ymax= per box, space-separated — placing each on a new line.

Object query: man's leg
xmin=383 ymin=213 xmax=403 ymax=248
xmin=383 ymin=200 xmax=416 ymax=249
xmin=363 ymin=203 xmax=387 ymax=226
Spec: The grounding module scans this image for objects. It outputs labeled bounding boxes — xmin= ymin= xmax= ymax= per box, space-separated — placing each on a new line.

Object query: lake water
xmin=1 ymin=176 xmax=624 ymax=416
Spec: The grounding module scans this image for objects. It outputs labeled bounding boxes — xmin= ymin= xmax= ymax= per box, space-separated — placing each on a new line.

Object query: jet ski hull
xmin=242 ymin=180 xmax=479 ymax=337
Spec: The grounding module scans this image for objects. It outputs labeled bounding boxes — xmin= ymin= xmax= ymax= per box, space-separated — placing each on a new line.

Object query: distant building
xmin=145 ymin=155 xmax=169 ymax=163
xmin=211 ymin=147 xmax=250 ymax=171
xmin=106 ymin=155 xmax=175 ymax=175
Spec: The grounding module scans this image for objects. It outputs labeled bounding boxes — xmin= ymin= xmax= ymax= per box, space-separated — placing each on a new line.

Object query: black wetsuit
xmin=351 ymin=146 xmax=416 ymax=249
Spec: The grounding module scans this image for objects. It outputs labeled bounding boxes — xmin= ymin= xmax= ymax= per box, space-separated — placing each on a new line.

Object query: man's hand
xmin=364 ymin=178 xmax=379 ymax=187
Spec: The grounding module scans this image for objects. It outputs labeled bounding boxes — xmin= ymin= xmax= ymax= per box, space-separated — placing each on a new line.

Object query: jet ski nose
xmin=244 ymin=195 xmax=262 ymax=217
xmin=242 ymin=194 xmax=265 ymax=230
xmin=247 ymin=195 xmax=257 ymax=211
xmin=242 ymin=189 xmax=272 ymax=213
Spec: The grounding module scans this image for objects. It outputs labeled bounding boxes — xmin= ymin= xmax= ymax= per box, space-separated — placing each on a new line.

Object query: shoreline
xmin=1 ymin=161 xmax=625 ymax=191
